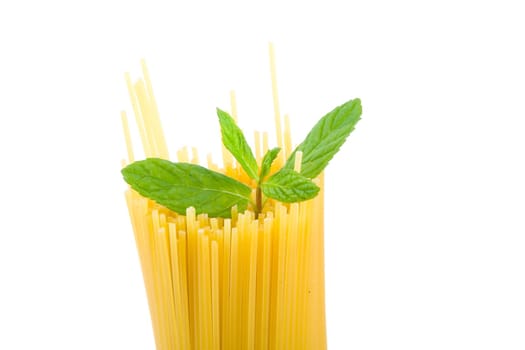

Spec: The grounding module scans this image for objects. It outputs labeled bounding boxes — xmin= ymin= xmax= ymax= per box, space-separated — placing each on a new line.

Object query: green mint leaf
xmin=122 ymin=158 xmax=252 ymax=218
xmin=261 ymin=169 xmax=320 ymax=203
xmin=217 ymin=108 xmax=259 ymax=181
xmin=259 ymin=147 xmax=281 ymax=181
xmin=284 ymin=98 xmax=362 ymax=179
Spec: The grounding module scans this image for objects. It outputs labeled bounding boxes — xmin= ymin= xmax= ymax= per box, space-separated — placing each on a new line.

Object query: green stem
xmin=256 ymin=186 xmax=262 ymax=215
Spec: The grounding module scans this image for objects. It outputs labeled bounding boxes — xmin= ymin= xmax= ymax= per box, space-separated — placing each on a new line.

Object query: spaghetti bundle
xmin=121 ymin=50 xmax=327 ymax=349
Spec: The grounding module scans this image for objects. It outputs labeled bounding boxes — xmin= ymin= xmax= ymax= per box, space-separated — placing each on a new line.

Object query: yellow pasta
xmin=122 ymin=47 xmax=327 ymax=349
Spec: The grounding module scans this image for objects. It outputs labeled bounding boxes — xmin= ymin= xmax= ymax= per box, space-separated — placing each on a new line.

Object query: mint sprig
xmin=122 ymin=98 xmax=362 ymax=217
xmin=122 ymin=159 xmax=251 ymax=217
xmin=261 ymin=169 xmax=319 ymax=202
xmin=259 ymin=147 xmax=281 ymax=181
xmin=217 ymin=108 xmax=259 ymax=181
xmin=283 ymin=98 xmax=362 ymax=179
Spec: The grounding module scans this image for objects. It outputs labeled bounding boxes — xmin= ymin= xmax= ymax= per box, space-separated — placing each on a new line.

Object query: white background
xmin=1 ymin=1 xmax=524 ymax=349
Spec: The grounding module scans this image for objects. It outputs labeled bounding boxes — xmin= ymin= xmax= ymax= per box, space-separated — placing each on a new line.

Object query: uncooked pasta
xmin=122 ymin=44 xmax=327 ymax=349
